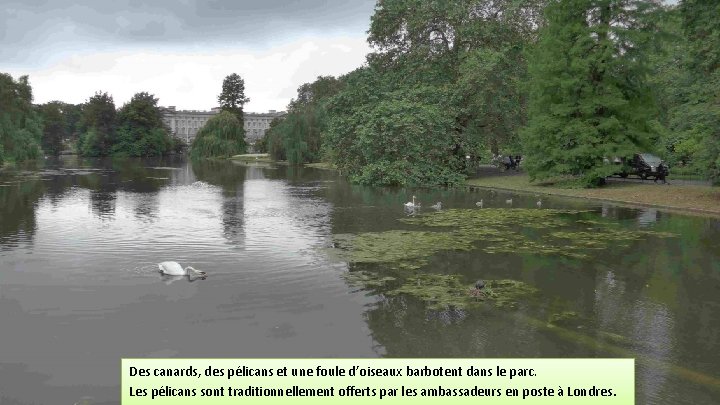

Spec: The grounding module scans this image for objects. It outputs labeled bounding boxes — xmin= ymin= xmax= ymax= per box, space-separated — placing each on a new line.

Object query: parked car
xmin=614 ymin=153 xmax=669 ymax=183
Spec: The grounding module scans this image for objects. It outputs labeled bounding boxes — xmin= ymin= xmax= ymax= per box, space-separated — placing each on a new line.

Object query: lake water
xmin=1 ymin=157 xmax=719 ymax=405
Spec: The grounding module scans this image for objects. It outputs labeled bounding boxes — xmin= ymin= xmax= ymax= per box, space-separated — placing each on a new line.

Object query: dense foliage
xmin=77 ymin=92 xmax=117 ymax=156
xmin=264 ymin=75 xmax=342 ymax=164
xmin=35 ymin=101 xmax=84 ymax=156
xmin=36 ymin=102 xmax=66 ymax=156
xmin=320 ymin=0 xmax=545 ymax=186
xmin=0 ymin=73 xmax=43 ymax=165
xmin=190 ymin=111 xmax=247 ymax=159
xmin=522 ymin=0 xmax=660 ymax=186
xmin=112 ymin=92 xmax=175 ymax=157
xmin=679 ymin=0 xmax=720 ymax=183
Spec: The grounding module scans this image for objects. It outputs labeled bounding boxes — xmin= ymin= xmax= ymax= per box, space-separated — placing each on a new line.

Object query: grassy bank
xmin=467 ymin=175 xmax=720 ymax=216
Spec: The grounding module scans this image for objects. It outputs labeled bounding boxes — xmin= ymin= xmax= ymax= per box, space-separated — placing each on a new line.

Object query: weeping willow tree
xmin=0 ymin=73 xmax=43 ymax=165
xmin=189 ymin=111 xmax=247 ymax=159
xmin=264 ymin=75 xmax=341 ymax=164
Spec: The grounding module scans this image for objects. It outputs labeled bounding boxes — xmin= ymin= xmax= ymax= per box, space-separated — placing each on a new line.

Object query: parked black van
xmin=615 ymin=153 xmax=669 ymax=183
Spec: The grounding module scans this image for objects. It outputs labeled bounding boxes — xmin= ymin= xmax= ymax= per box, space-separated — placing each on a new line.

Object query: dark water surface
xmin=0 ymin=157 xmax=718 ymax=405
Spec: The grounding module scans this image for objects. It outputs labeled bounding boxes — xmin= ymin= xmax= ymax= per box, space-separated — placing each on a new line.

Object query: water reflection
xmin=0 ymin=180 xmax=44 ymax=249
xmin=191 ymin=159 xmax=246 ymax=248
xmin=0 ymin=158 xmax=718 ymax=405
xmin=638 ymin=208 xmax=660 ymax=227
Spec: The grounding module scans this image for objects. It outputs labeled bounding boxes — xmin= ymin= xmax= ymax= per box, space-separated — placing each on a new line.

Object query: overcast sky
xmin=0 ymin=0 xmax=376 ymax=112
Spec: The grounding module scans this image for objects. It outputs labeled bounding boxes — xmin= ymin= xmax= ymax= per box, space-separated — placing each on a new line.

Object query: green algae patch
xmin=482 ymin=239 xmax=590 ymax=259
xmin=548 ymin=311 xmax=582 ymax=327
xmin=388 ymin=274 xmax=471 ymax=310
xmin=343 ymin=271 xmax=397 ymax=289
xmin=550 ymin=228 xmax=678 ymax=250
xmin=333 ymin=208 xmax=678 ymax=311
xmin=483 ymin=279 xmax=540 ymax=309
xmin=400 ymin=208 xmax=570 ymax=231
xmin=387 ymin=275 xmax=539 ymax=310
xmin=343 ymin=270 xmax=538 ymax=311
xmin=333 ymin=230 xmax=474 ymax=270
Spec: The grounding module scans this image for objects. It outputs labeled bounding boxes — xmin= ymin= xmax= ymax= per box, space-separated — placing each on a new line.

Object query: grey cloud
xmin=0 ymin=0 xmax=375 ymax=63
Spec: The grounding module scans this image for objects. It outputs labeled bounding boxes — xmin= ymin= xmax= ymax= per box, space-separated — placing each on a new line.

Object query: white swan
xmin=158 ymin=261 xmax=206 ymax=278
xmin=431 ymin=201 xmax=442 ymax=210
xmin=536 ymin=199 xmax=542 ymax=208
xmin=505 ymin=198 xmax=513 ymax=205
xmin=404 ymin=195 xmax=420 ymax=209
xmin=476 ymin=199 xmax=483 ymax=208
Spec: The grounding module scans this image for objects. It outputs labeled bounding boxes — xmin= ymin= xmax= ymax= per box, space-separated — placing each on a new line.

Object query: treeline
xmin=263 ymin=0 xmax=719 ymax=187
xmin=0 ymin=75 xmax=180 ymax=165
xmin=75 ymin=91 xmax=181 ymax=157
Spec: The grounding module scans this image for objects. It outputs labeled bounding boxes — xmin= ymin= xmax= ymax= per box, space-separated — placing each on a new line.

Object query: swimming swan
xmin=404 ymin=195 xmax=420 ymax=209
xmin=431 ymin=201 xmax=442 ymax=210
xmin=158 ymin=261 xmax=207 ymax=279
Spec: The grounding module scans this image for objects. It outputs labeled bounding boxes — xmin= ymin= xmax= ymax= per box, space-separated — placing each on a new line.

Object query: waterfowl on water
xmin=158 ymin=261 xmax=207 ymax=278
xmin=431 ymin=202 xmax=442 ymax=210
xmin=470 ymin=279 xmax=487 ymax=298
xmin=536 ymin=199 xmax=542 ymax=208
xmin=476 ymin=199 xmax=484 ymax=208
xmin=404 ymin=195 xmax=420 ymax=209
xmin=505 ymin=198 xmax=513 ymax=205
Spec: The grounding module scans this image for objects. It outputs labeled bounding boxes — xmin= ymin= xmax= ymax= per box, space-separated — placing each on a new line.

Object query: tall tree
xmin=522 ymin=0 xmax=660 ymax=187
xmin=78 ymin=91 xmax=116 ymax=156
xmin=679 ymin=0 xmax=720 ymax=183
xmin=218 ymin=73 xmax=250 ymax=124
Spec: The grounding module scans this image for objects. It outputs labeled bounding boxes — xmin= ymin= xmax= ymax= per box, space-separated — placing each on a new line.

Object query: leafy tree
xmin=112 ymin=92 xmax=174 ymax=157
xmin=190 ymin=111 xmax=247 ymax=159
xmin=0 ymin=73 xmax=43 ymax=164
xmin=319 ymin=0 xmax=545 ymax=186
xmin=37 ymin=102 xmax=67 ymax=156
xmin=522 ymin=0 xmax=660 ymax=187
xmin=78 ymin=91 xmax=116 ymax=156
xmin=218 ymin=73 xmax=250 ymax=124
xmin=368 ymin=0 xmax=545 ymax=157
xmin=325 ymin=66 xmax=463 ymax=186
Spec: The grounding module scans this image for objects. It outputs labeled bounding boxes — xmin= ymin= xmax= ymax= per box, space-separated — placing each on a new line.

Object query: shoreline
xmin=235 ymin=158 xmax=720 ymax=218
xmin=466 ymin=175 xmax=720 ymax=217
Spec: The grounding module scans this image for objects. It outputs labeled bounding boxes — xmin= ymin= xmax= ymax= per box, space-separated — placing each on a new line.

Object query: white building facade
xmin=160 ymin=106 xmax=284 ymax=149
